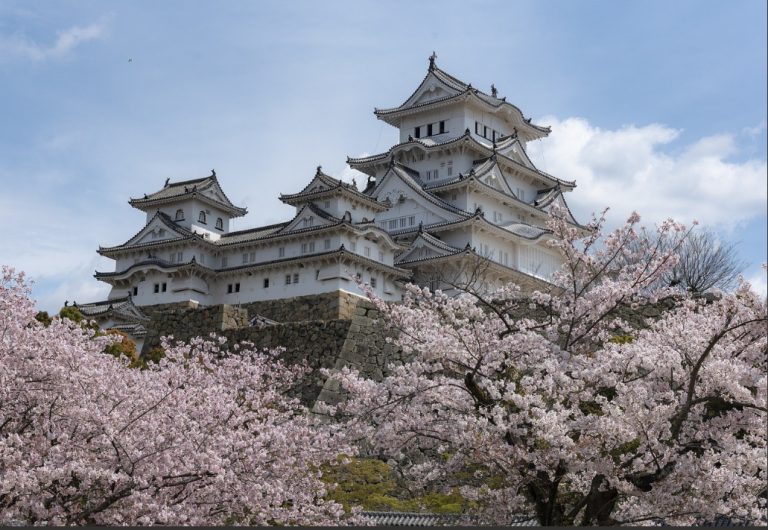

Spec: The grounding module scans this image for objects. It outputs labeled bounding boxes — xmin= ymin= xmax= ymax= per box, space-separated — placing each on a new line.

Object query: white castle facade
xmin=77 ymin=55 xmax=582 ymax=350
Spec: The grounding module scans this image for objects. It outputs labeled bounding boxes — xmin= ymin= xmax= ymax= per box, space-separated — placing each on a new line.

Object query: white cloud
xmin=745 ymin=269 xmax=767 ymax=298
xmin=333 ymin=153 xmax=370 ymax=188
xmin=528 ymin=117 xmax=768 ymax=231
xmin=0 ymin=16 xmax=111 ymax=63
xmin=743 ymin=120 xmax=766 ymax=138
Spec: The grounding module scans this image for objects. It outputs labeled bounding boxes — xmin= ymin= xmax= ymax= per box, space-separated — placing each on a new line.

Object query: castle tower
xmin=348 ymin=54 xmax=583 ymax=293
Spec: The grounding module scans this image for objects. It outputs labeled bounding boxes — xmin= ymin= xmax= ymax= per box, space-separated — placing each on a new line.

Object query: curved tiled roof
xmin=129 ymin=173 xmax=247 ymax=217
xmin=389 ymin=213 xmax=552 ymax=242
xmin=360 ymin=511 xmax=538 ymax=527
xmin=218 ymin=221 xmax=289 ymax=244
xmin=374 ymin=62 xmax=550 ymax=138
xmin=94 ymin=257 xmax=205 ymax=279
xmin=414 ymin=229 xmax=463 ymax=254
xmin=106 ymin=322 xmax=148 ymax=337
xmin=280 ymin=167 xmax=385 ymax=209
xmin=98 ymin=211 xmax=206 ymax=255
xmin=368 ymin=162 xmax=471 ymax=219
xmin=348 ymin=131 xmax=575 ymax=189
xmin=76 ymin=295 xmax=150 ymax=323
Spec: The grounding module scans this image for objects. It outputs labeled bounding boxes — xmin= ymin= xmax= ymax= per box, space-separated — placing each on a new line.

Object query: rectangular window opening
xmin=414 ymin=126 xmax=421 ymax=139
xmin=263 ymin=278 xmax=269 ymax=288
xmin=293 ymin=273 xmax=299 ymax=284
xmin=439 ymin=121 xmax=445 ymax=134
xmin=161 ymin=283 xmax=167 ymax=292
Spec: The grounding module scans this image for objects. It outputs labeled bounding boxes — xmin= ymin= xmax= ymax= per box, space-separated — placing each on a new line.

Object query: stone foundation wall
xmin=238 ymin=291 xmax=363 ymax=322
xmin=142 ymin=304 xmax=249 ymax=352
xmin=138 ymin=293 xmax=684 ymax=412
xmin=221 ymin=320 xmax=353 ymax=406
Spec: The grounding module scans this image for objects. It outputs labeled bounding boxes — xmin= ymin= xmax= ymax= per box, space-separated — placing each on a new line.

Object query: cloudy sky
xmin=1 ymin=1 xmax=766 ymax=312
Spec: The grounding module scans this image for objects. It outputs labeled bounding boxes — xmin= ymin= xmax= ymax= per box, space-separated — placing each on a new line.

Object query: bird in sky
xmin=128 ymin=58 xmax=132 ymax=62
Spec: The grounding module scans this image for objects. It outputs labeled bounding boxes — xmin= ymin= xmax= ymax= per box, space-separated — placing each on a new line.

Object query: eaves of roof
xmin=97 ymin=211 xmax=216 ymax=256
xmin=97 ymin=246 xmax=411 ymax=282
xmin=129 ymin=175 xmax=247 ymax=217
xmin=389 ymin=213 xmax=553 ymax=243
xmin=217 ymin=218 xmax=406 ymax=251
xmin=280 ymin=169 xmax=386 ymax=210
xmin=396 ymin=246 xmax=554 ymax=289
xmin=349 ymin=132 xmax=575 ymax=189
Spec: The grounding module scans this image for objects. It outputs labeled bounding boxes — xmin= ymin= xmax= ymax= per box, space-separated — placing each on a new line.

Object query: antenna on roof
xmin=428 ymin=51 xmax=437 ymax=71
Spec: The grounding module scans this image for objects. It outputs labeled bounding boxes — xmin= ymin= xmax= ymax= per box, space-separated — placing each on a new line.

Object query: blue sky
xmin=1 ymin=1 xmax=765 ymax=312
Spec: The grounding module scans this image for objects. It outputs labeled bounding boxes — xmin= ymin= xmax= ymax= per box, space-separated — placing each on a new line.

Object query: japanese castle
xmin=77 ymin=54 xmax=582 ymax=349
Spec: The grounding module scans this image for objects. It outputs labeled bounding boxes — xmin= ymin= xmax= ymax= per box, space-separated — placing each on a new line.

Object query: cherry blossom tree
xmin=0 ymin=266 xmax=358 ymax=526
xmin=325 ymin=209 xmax=767 ymax=526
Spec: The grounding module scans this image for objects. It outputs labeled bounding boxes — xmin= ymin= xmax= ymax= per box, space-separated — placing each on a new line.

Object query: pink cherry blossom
xmin=326 ymin=210 xmax=767 ymax=526
xmin=0 ymin=266 xmax=360 ymax=526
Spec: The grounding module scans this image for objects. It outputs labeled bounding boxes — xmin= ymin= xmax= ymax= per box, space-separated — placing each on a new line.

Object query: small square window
xmin=293 ymin=273 xmax=299 ymax=284
xmin=324 ymin=239 xmax=331 ymax=250
xmin=162 ymin=282 xmax=167 ymax=292
xmin=263 ymin=278 xmax=269 ymax=288
xmin=370 ymin=278 xmax=377 ymax=288
xmin=154 ymin=284 xmax=160 ymax=294
xmin=133 ymin=286 xmax=138 ymax=296
xmin=324 ymin=200 xmax=330 ymax=208
xmin=235 ymin=283 xmax=240 ymax=293
xmin=279 ymin=247 xmax=285 ymax=257
xmin=285 ymin=274 xmax=291 ymax=285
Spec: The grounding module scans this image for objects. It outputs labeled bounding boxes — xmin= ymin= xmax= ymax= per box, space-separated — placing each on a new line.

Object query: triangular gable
xmin=202 ymin=181 xmax=231 ymax=206
xmin=277 ymin=203 xmax=338 ymax=234
xmin=370 ymin=166 xmax=466 ymax=225
xmin=472 ymin=159 xmax=517 ymax=198
xmin=123 ymin=213 xmax=190 ymax=247
xmin=399 ymin=71 xmax=464 ymax=110
xmin=395 ymin=232 xmax=461 ymax=264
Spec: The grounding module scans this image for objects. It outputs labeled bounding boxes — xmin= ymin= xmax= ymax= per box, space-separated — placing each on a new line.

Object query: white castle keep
xmin=76 ymin=54 xmax=583 ymax=350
